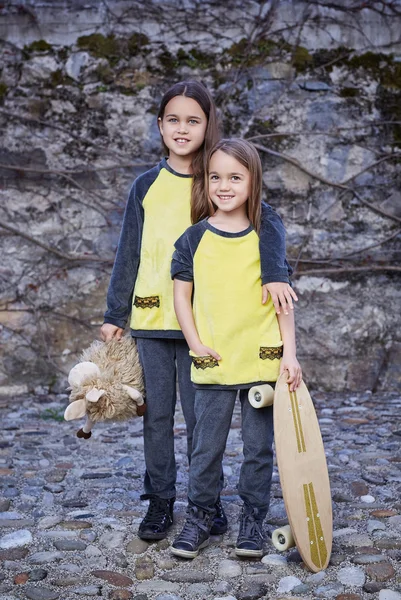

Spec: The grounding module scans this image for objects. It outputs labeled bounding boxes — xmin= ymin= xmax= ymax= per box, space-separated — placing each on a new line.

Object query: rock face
xmin=0 ymin=1 xmax=400 ymax=392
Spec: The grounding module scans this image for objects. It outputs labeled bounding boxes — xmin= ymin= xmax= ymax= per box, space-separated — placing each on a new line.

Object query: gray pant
xmin=188 ymin=388 xmax=274 ymax=519
xmin=136 ymin=338 xmax=196 ymax=499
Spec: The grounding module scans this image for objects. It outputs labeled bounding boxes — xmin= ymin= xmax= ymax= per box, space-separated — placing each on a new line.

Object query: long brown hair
xmin=192 ymin=138 xmax=263 ymax=235
xmin=157 ymin=80 xmax=220 ymax=186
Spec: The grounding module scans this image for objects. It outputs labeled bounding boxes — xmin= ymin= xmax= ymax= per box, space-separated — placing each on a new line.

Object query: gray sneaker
xmin=235 ymin=502 xmax=264 ymax=558
xmin=171 ymin=505 xmax=212 ymax=559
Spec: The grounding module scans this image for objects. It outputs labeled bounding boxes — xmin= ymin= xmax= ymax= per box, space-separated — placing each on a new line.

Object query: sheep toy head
xmin=64 ymin=336 xmax=145 ymax=439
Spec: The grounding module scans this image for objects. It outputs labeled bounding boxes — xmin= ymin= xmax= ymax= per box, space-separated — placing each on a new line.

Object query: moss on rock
xmin=339 ymin=87 xmax=360 ymax=98
xmin=380 ymin=61 xmax=401 ymax=90
xmin=95 ymin=63 xmax=115 ymax=84
xmin=347 ymin=52 xmax=401 ymax=90
xmin=77 ymin=33 xmax=121 ymax=64
xmin=226 ymin=37 xmax=279 ymax=67
xmin=127 ymin=33 xmax=150 ymax=56
xmin=157 ymin=47 xmax=179 ymax=71
xmin=49 ymin=69 xmax=63 ymax=87
xmin=77 ymin=32 xmax=150 ymax=66
xmin=187 ymin=48 xmax=216 ymax=70
xmin=347 ymin=51 xmax=389 ymax=71
xmin=153 ymin=45 xmax=216 ymax=74
xmin=0 ymin=81 xmax=7 ymax=103
xmin=292 ymin=46 xmax=312 ymax=72
xmin=24 ymin=39 xmax=53 ymax=54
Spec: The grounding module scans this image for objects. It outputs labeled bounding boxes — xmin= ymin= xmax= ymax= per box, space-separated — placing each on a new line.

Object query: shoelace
xmin=177 ymin=512 xmax=210 ymax=545
xmin=238 ymin=511 xmax=263 ymax=541
xmin=143 ymin=498 xmax=171 ymax=527
xmin=214 ymin=499 xmax=224 ymax=518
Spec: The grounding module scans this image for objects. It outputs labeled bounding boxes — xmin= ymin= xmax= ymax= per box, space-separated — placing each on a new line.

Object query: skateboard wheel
xmin=272 ymin=524 xmax=295 ymax=551
xmin=248 ymin=384 xmax=274 ymax=408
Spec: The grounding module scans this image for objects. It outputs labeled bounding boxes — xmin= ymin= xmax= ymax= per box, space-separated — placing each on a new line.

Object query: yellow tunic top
xmin=130 ymin=167 xmax=192 ymax=332
xmin=172 ymin=219 xmax=283 ymax=388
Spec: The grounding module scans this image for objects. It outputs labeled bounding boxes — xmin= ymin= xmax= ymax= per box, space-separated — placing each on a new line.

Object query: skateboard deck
xmin=272 ymin=372 xmax=332 ymax=571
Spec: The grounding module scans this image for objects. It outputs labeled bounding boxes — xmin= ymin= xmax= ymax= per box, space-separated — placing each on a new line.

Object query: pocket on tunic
xmin=189 ymin=351 xmax=221 ymax=385
xmin=259 ymin=345 xmax=283 ymax=360
xmin=134 ymin=295 xmax=160 ymax=309
xmin=189 ymin=352 xmax=220 ymax=370
xmin=131 ymin=295 xmax=164 ymax=330
xmin=258 ymin=342 xmax=283 ymax=383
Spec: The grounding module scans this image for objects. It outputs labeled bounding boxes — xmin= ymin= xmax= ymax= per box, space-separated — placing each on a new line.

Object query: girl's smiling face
xmin=208 ymin=150 xmax=251 ymax=217
xmin=159 ymin=96 xmax=207 ymax=161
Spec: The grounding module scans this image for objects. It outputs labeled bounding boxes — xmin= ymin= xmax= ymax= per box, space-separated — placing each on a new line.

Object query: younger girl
xmin=101 ymin=82 xmax=296 ymax=541
xmin=171 ymin=139 xmax=302 ymax=558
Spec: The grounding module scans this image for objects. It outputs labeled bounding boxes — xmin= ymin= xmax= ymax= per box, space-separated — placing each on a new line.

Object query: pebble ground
xmin=0 ymin=389 xmax=400 ymax=600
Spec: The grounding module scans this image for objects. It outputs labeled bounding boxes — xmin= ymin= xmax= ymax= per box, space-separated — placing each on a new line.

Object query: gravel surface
xmin=0 ymin=389 xmax=400 ymax=600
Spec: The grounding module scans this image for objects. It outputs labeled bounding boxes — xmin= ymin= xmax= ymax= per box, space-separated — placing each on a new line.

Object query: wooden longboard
xmin=272 ymin=372 xmax=332 ymax=572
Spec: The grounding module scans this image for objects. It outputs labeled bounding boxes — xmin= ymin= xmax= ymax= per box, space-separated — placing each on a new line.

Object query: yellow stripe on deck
xmin=290 ymin=390 xmax=306 ymax=453
xmin=303 ymin=482 xmax=328 ymax=569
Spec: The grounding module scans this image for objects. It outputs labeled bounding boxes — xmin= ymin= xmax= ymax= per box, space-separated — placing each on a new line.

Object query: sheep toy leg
xmin=77 ymin=416 xmax=93 ymax=439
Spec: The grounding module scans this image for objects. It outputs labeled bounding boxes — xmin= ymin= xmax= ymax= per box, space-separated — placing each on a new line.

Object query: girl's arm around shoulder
xmin=276 ymin=309 xmax=302 ymax=392
xmin=259 ymin=202 xmax=298 ymax=315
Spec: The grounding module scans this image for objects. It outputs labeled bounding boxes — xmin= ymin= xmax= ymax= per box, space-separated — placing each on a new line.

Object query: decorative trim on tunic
xmin=259 ymin=346 xmax=283 ymax=360
xmin=192 ymin=356 xmax=220 ymax=370
xmin=134 ymin=295 xmax=160 ymax=309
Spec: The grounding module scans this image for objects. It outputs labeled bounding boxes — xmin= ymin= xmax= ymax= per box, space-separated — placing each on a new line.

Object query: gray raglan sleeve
xmin=171 ymin=221 xmax=206 ymax=282
xmin=259 ymin=202 xmax=293 ymax=285
xmin=171 ymin=229 xmax=194 ymax=283
xmin=103 ymin=180 xmax=144 ymax=329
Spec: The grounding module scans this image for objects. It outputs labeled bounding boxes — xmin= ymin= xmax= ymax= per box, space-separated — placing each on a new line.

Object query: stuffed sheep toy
xmin=64 ymin=336 xmax=145 ymax=439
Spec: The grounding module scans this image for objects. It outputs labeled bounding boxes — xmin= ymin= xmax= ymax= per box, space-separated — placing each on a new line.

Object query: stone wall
xmin=0 ymin=0 xmax=400 ymax=394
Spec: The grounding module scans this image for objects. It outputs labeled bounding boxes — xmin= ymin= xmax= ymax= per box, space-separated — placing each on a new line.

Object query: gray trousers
xmin=137 ymin=338 xmax=197 ymax=499
xmin=188 ymin=388 xmax=274 ymax=520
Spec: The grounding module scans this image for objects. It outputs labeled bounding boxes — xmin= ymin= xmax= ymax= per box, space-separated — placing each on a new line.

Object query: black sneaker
xmin=171 ymin=505 xmax=213 ymax=559
xmin=210 ymin=497 xmax=228 ymax=535
xmin=235 ymin=502 xmax=264 ymax=558
xmin=138 ymin=496 xmax=175 ymax=541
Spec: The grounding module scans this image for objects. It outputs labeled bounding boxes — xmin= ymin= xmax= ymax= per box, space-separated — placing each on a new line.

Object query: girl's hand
xmin=100 ymin=323 xmax=124 ymax=342
xmin=262 ymin=282 xmax=298 ymax=315
xmin=280 ymin=354 xmax=302 ymax=392
xmin=191 ymin=343 xmax=221 ymax=361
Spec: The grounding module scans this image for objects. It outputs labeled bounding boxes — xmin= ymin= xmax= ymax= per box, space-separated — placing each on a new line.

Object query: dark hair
xmin=191 ymin=138 xmax=263 ymax=235
xmin=157 ymin=80 xmax=220 ymax=197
